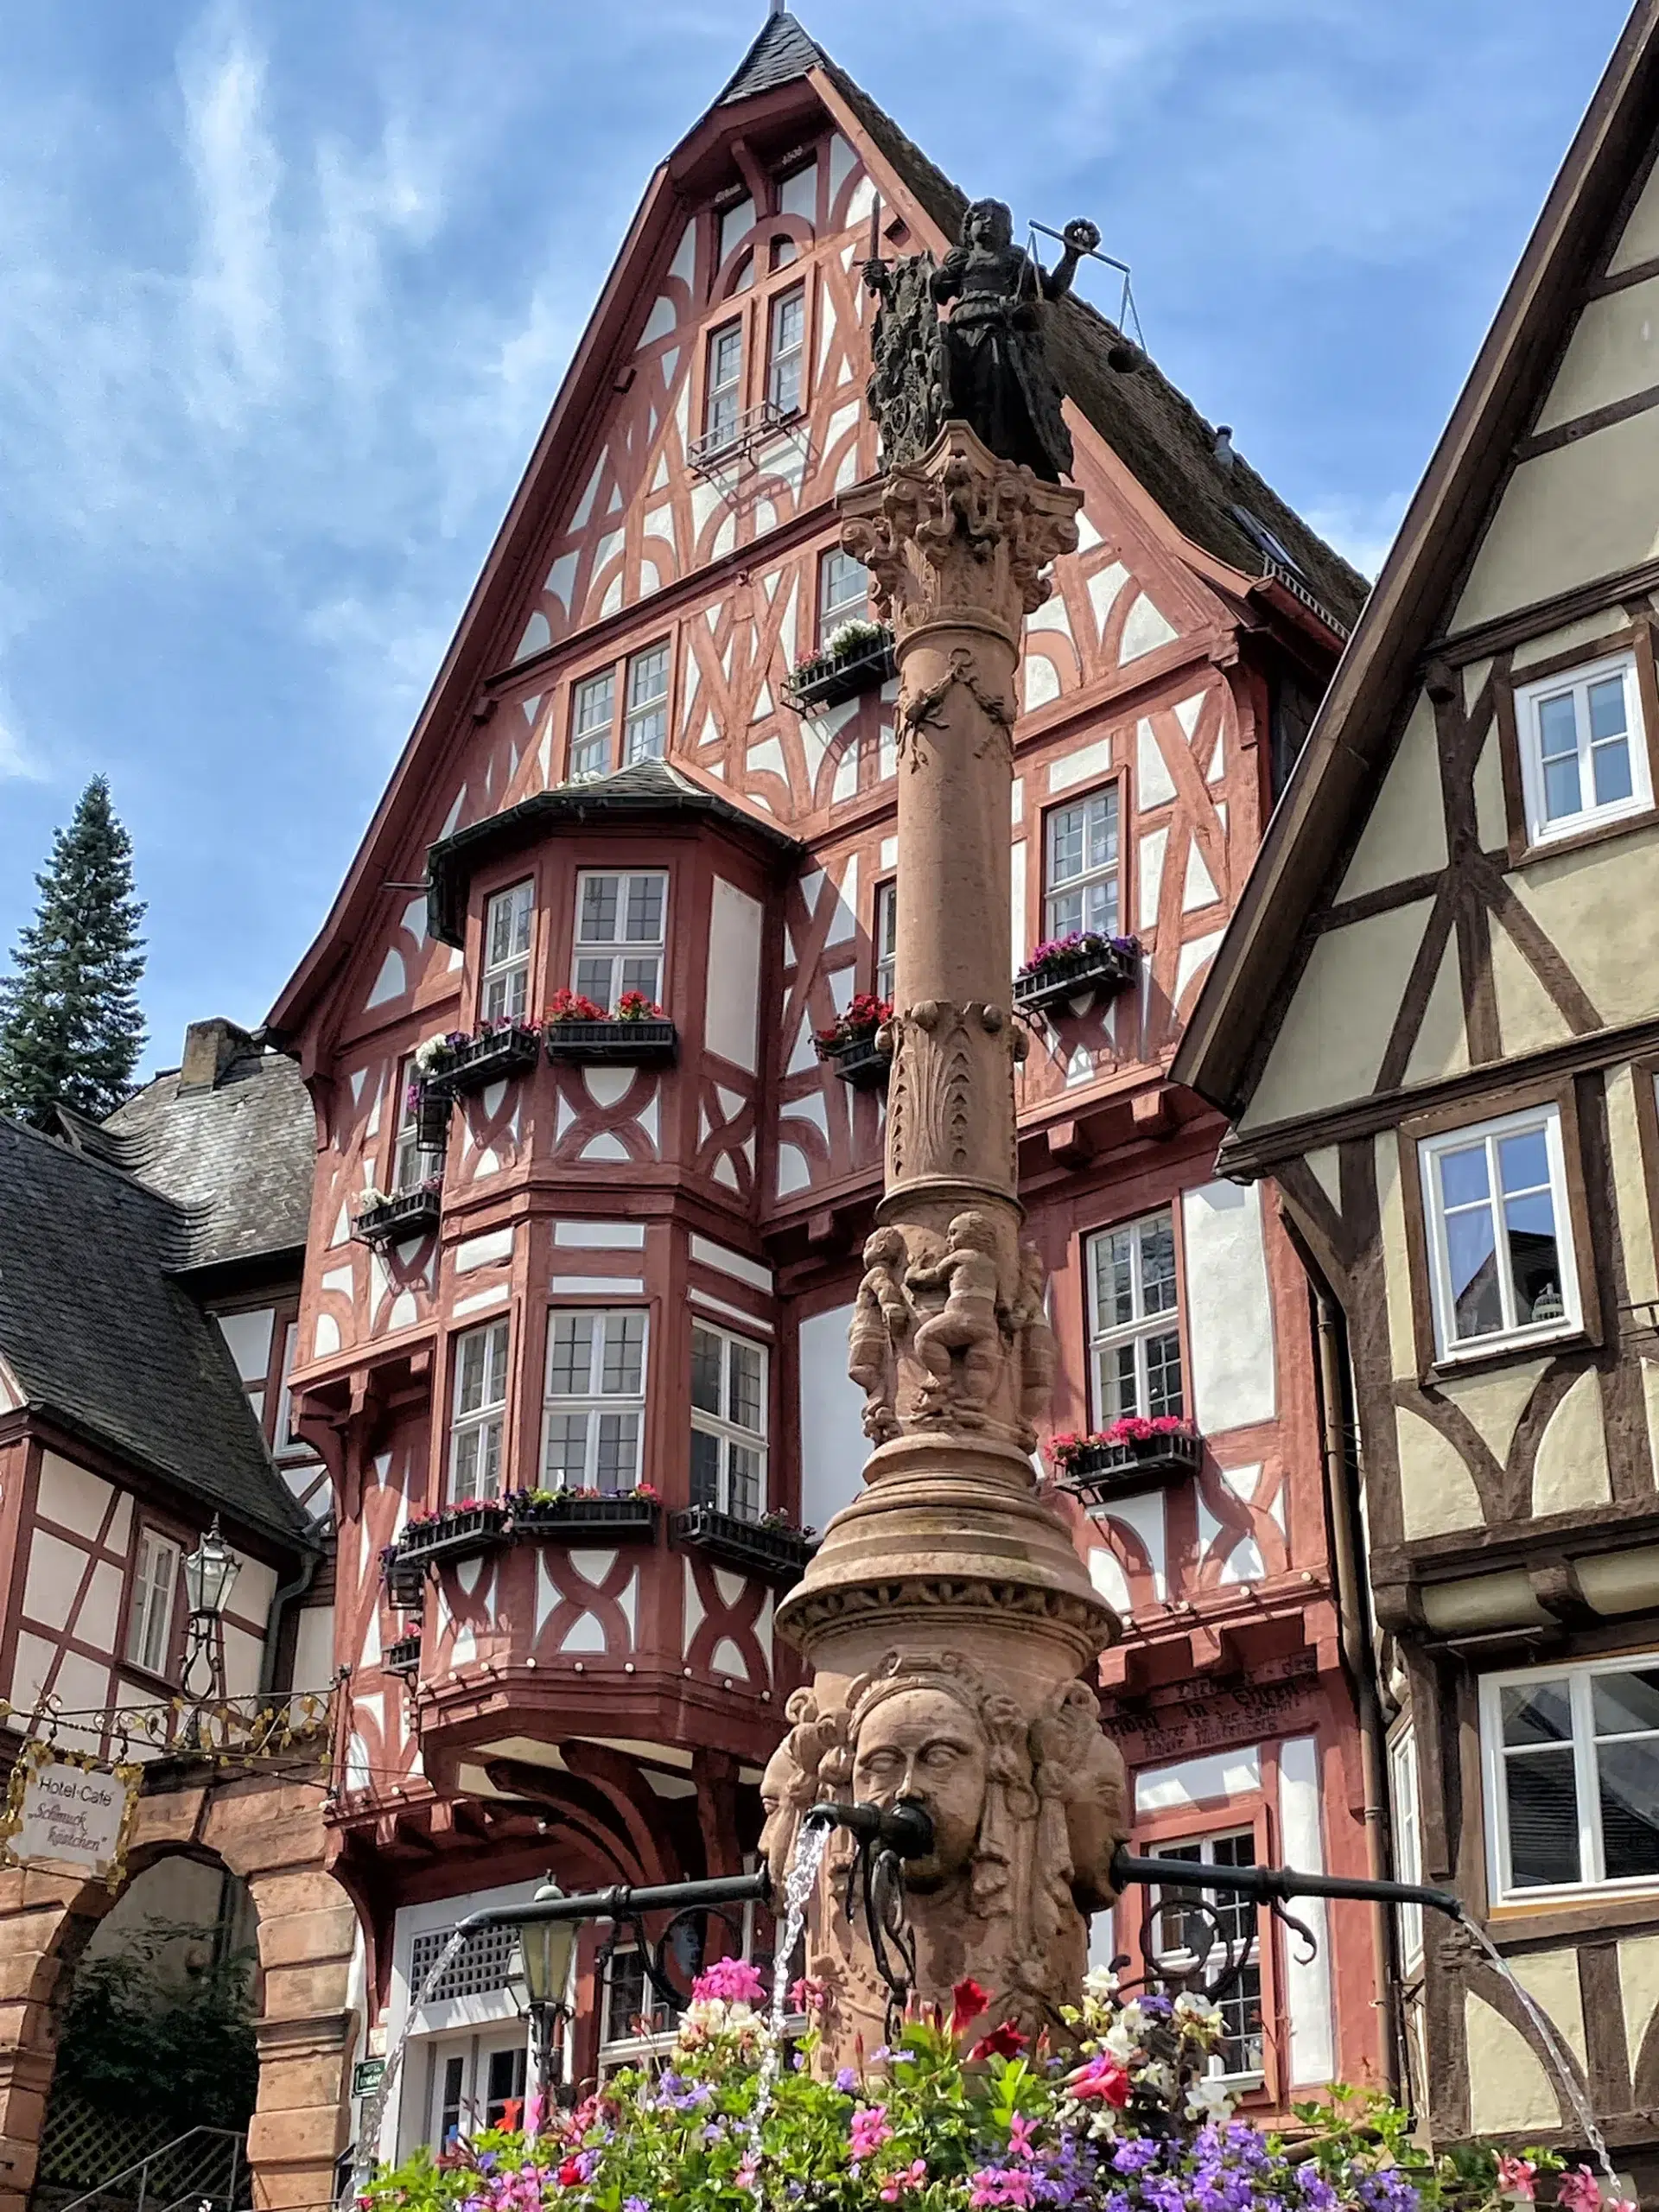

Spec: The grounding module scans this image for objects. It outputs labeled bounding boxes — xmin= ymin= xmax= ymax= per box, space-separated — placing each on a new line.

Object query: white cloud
xmin=1303 ymin=493 xmax=1410 ymax=583
xmin=180 ymin=5 xmax=281 ymax=427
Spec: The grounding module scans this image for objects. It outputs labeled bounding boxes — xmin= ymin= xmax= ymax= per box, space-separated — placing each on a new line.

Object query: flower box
xmin=825 ymin=1033 xmax=891 ymax=1090
xmin=382 ymin=1547 xmax=429 ymax=1612
xmin=1014 ymin=933 xmax=1141 ymax=1016
xmin=384 ymin=1631 xmax=423 ymax=1677
xmin=432 ymin=1023 xmax=542 ymax=1095
xmin=671 ymin=1505 xmax=817 ymax=1585
xmin=353 ymin=1184 xmax=442 ymax=1246
xmin=785 ymin=626 xmax=896 ymax=715
xmin=545 ymin=1019 xmax=677 ymax=1067
xmin=398 ymin=1503 xmax=509 ymax=1565
xmin=505 ymin=1490 xmax=660 ymax=1541
xmin=1051 ymin=1422 xmax=1204 ymax=1505
xmin=815 ymin=994 xmax=893 ymax=1091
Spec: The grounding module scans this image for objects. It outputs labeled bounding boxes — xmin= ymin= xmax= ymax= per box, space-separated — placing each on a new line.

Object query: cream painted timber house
xmin=1174 ymin=0 xmax=1659 ymax=2182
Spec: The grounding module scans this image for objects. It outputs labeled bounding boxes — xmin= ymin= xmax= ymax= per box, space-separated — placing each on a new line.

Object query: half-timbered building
xmin=0 ymin=1019 xmax=352 ymax=2212
xmin=265 ymin=10 xmax=1386 ymax=2144
xmin=1174 ymin=0 xmax=1659 ymax=2183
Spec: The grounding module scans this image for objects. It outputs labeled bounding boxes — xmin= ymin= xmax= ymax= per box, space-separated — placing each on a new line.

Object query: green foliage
xmin=55 ymin=1919 xmax=258 ymax=2133
xmin=0 ymin=774 xmax=147 ymax=1127
xmin=361 ymin=1965 xmax=1586 ymax=2212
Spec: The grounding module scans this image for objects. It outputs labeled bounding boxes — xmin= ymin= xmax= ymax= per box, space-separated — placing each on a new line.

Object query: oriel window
xmin=481 ymin=880 xmax=533 ymax=1022
xmin=1482 ymin=1656 xmax=1659 ymax=1897
xmin=874 ymin=880 xmax=897 ymax=1004
xmin=449 ymin=1319 xmax=510 ymax=1500
xmin=574 ymin=870 xmax=667 ymax=1011
xmin=690 ymin=1322 xmax=767 ymax=1521
xmin=543 ymin=1309 xmax=648 ymax=1492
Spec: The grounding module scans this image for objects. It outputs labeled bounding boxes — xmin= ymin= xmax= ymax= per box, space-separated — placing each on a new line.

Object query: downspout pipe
xmin=260 ymin=1535 xmax=321 ymax=1695
xmin=1316 ymin=1288 xmax=1405 ymax=2100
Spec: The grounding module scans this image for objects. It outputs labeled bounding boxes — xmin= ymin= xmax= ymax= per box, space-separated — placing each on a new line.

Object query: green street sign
xmin=353 ymin=2060 xmax=386 ymax=2099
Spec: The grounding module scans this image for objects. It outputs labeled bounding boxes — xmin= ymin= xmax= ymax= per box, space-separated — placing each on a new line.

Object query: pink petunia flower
xmin=850 ymin=2105 xmax=893 ymax=2161
xmin=1497 ymin=2155 xmax=1535 ymax=2202
xmin=1556 ymin=2172 xmax=1603 ymax=2212
xmin=880 ymin=2160 xmax=929 ymax=2202
xmin=690 ymin=1955 xmax=767 ymax=2005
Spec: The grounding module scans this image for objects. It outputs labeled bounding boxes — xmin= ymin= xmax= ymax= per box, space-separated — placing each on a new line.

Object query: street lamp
xmin=518 ymin=1880 xmax=579 ymax=2109
xmin=181 ymin=1516 xmax=242 ymax=1712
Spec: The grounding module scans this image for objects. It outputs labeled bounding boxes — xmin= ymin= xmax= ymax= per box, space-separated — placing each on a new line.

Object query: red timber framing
xmin=266 ymin=11 xmax=1382 ymax=2116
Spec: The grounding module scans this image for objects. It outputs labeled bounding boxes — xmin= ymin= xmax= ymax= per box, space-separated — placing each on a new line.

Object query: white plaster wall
xmin=221 ymin=1622 xmax=264 ymax=1699
xmin=798 ymin=1305 xmax=868 ymax=1536
xmin=230 ymin=1551 xmax=280 ymax=1637
xmin=706 ymin=878 xmax=763 ymax=1073
xmin=1181 ymin=1181 xmax=1276 ymax=1434
xmin=1135 ymin=1745 xmax=1261 ymax=1813
xmin=37 ymin=1452 xmax=113 ymax=1535
xmin=1335 ymin=696 xmax=1447 ymax=902
xmin=1279 ymin=1734 xmax=1335 ymax=2087
xmin=22 ymin=1529 xmax=93 ymax=1633
xmin=1241 ymin=901 xmax=1432 ymax=1131
xmin=293 ymin=1601 xmax=336 ymax=1691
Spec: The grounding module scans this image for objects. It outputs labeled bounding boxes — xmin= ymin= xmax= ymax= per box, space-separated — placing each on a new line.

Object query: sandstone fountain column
xmin=772 ymin=423 xmax=1126 ymax=2060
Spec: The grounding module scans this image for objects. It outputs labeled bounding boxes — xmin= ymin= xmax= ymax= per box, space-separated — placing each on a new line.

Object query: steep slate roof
xmin=758 ymin=29 xmax=1370 ymax=627
xmin=63 ymin=1041 xmax=314 ymax=1271
xmin=1172 ymin=0 xmax=1659 ymax=1122
xmin=426 ymin=760 xmax=804 ymax=945
xmin=0 ymin=1118 xmax=310 ymax=1547
xmin=716 ymin=10 xmax=825 ymax=105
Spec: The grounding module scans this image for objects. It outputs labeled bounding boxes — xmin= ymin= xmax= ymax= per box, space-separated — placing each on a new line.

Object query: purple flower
xmin=625 ymin=2199 xmax=649 ymax=2212
xmin=835 ymin=2067 xmax=859 ymax=2094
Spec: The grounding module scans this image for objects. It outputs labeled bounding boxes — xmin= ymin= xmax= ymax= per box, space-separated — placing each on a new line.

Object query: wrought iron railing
xmin=54 ymin=2125 xmax=248 ymax=2212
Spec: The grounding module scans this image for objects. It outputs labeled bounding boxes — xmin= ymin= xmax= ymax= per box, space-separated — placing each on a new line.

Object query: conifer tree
xmin=0 ymin=777 xmax=148 ymax=1126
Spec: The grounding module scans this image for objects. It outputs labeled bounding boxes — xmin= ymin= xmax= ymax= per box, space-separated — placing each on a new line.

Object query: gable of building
xmin=1173 ymin=0 xmax=1659 ymax=1149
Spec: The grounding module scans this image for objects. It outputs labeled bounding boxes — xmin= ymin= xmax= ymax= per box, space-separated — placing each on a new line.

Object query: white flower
xmin=1083 ymin=1965 xmax=1120 ymax=2001
xmin=1087 ymin=2111 xmax=1119 ymax=2140
xmin=1185 ymin=2075 xmax=1237 ymax=2124
xmin=1103 ymin=2020 xmax=1141 ymax=2063
xmin=683 ymin=1997 xmax=728 ymax=2032
xmin=1174 ymin=1991 xmax=1221 ymax=2025
xmin=1137 ymin=2059 xmax=1178 ymax=2101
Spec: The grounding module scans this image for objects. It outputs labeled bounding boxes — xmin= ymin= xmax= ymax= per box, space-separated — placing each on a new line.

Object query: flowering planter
xmin=672 ymin=1505 xmax=816 ymax=1586
xmin=433 ymin=1025 xmax=542 ymax=1096
xmin=1056 ymin=1427 xmax=1204 ymax=1506
xmin=384 ymin=1631 xmax=423 ymax=1677
xmin=545 ymin=1019 xmax=677 ymax=1067
xmin=824 ymin=1033 xmax=890 ymax=1090
xmin=508 ymin=1493 xmax=660 ymax=1541
xmin=353 ymin=1185 xmax=442 ymax=1246
xmin=785 ymin=632 xmax=896 ymax=714
xmin=1014 ymin=941 xmax=1140 ymax=1016
xmin=398 ymin=1505 xmax=509 ymax=1565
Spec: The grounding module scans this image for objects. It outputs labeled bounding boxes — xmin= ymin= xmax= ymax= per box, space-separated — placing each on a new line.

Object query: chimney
xmin=179 ymin=1018 xmax=252 ymax=1093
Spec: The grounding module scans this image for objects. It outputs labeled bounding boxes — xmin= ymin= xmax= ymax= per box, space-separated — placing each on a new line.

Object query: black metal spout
xmin=1109 ymin=1847 xmax=1464 ymax=1923
xmin=455 ymin=1866 xmax=772 ymax=1936
xmin=806 ymin=1797 xmax=937 ymax=1860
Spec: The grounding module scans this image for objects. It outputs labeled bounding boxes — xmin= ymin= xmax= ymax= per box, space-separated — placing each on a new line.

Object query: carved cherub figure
xmin=848 ymin=1226 xmax=913 ymax=1440
xmin=1008 ymin=1241 xmax=1058 ymax=1433
xmin=906 ymin=1211 xmax=1004 ymax=1420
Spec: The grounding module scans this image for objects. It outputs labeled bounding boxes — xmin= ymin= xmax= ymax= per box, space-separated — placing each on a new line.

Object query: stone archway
xmin=0 ymin=1774 xmax=357 ymax=2212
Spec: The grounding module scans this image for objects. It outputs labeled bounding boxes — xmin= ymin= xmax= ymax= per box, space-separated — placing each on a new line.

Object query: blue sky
xmin=0 ymin=0 xmax=1634 ymax=1076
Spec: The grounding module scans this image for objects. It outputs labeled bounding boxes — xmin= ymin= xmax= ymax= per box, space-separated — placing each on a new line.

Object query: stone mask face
xmin=852 ymin=1685 xmax=988 ymax=1887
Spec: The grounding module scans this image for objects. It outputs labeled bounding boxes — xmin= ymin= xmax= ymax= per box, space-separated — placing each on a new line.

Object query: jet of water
xmin=353 ymin=1924 xmax=474 ymax=2192
xmin=1458 ymin=1916 xmax=1617 ymax=2189
xmin=747 ymin=1820 xmax=832 ymax=2156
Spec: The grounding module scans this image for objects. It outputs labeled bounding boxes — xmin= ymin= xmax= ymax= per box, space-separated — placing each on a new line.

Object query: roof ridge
xmin=715 ymin=10 xmax=824 ymax=106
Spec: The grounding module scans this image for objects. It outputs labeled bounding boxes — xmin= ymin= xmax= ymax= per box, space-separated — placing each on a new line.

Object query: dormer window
xmin=767 ymin=286 xmax=805 ymax=417
xmin=1515 ymin=651 xmax=1652 ymax=846
xmin=481 ymin=881 xmax=533 ymax=1021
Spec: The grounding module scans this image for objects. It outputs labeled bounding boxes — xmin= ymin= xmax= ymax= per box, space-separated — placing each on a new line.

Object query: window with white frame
xmin=1086 ymin=1207 xmax=1183 ymax=1423
xmin=1515 ymin=651 xmax=1653 ymax=846
xmin=1481 ymin=1655 xmax=1659 ymax=1897
xmin=272 ymin=1319 xmax=314 ymax=1461
xmin=543 ymin=1310 xmax=647 ymax=1491
xmin=705 ymin=322 xmax=744 ymax=448
xmin=574 ymin=870 xmax=667 ymax=1010
xmin=1419 ymin=1104 xmax=1577 ymax=1358
xmin=127 ymin=1529 xmax=180 ymax=1675
xmin=623 ymin=643 xmax=671 ymax=765
xmin=480 ymin=881 xmax=533 ymax=1022
xmin=1388 ymin=1725 xmax=1425 ymax=1972
xmin=393 ymin=1059 xmax=442 ymax=1193
xmin=569 ymin=669 xmax=615 ymax=783
xmin=874 ymin=880 xmax=897 ymax=1004
xmin=818 ymin=547 xmax=868 ymax=648
xmin=690 ymin=1322 xmax=767 ymax=1520
xmin=1148 ymin=1832 xmax=1263 ymax=2078
xmin=449 ymin=1320 xmax=510 ymax=1500
xmin=599 ymin=1946 xmax=677 ymax=2062
xmin=767 ymin=286 xmax=806 ymax=416
xmin=1045 ymin=789 xmax=1121 ymax=942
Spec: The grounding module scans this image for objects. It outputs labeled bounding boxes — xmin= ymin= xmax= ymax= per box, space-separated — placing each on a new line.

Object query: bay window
xmin=543 ymin=1309 xmax=647 ymax=1491
xmin=690 ymin=1321 xmax=767 ymax=1520
xmin=574 ymin=870 xmax=667 ymax=1010
xmin=450 ymin=1319 xmax=510 ymax=1500
xmin=481 ymin=881 xmax=534 ymax=1022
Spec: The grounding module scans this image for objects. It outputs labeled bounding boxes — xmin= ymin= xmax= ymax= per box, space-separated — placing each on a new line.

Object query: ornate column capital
xmin=840 ymin=421 xmax=1084 ymax=655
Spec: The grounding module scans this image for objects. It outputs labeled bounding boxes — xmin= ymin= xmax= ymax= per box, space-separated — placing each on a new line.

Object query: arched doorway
xmin=32 ymin=1853 xmax=257 ymax=2212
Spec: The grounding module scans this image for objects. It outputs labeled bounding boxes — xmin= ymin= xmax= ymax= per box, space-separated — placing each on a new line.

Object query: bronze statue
xmin=864 ymin=200 xmax=1101 ymax=481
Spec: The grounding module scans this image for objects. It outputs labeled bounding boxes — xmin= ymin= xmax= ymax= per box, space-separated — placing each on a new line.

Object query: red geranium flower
xmin=951 ymin=1977 xmax=992 ymax=2033
xmin=556 ymin=2158 xmax=586 ymax=2188
xmin=969 ymin=2020 xmax=1027 ymax=2061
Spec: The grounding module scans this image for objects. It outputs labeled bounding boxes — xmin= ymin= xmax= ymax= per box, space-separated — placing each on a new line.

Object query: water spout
xmin=750 ymin=1817 xmax=831 ymax=2139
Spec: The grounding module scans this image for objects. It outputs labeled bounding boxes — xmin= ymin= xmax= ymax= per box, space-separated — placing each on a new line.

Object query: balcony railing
xmin=353 ymin=1184 xmax=442 ymax=1247
xmin=687 ymin=399 xmax=796 ymax=477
